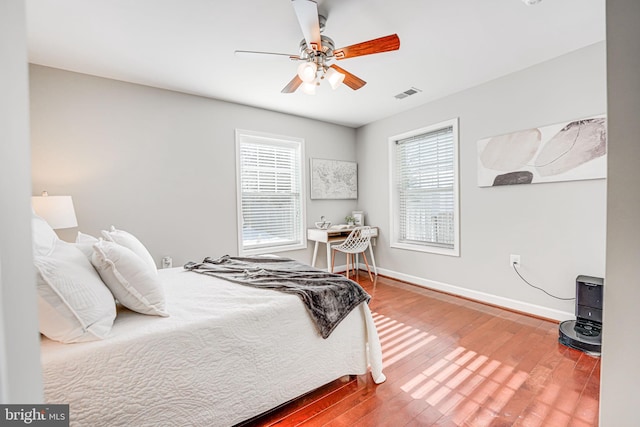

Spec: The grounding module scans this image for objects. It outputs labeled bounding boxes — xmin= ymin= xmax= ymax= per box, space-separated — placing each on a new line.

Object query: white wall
xmin=356 ymin=42 xmax=607 ymax=320
xmin=0 ymin=0 xmax=43 ymax=403
xmin=601 ymin=0 xmax=640 ymax=425
xmin=29 ymin=65 xmax=357 ymax=269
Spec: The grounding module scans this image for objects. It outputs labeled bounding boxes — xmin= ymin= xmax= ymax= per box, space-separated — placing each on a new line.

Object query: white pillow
xmin=101 ymin=226 xmax=157 ymax=274
xmin=91 ymin=239 xmax=168 ymax=317
xmin=32 ymin=211 xmax=58 ymax=256
xmin=34 ymin=240 xmax=116 ymax=343
xmin=75 ymin=231 xmax=99 ymax=259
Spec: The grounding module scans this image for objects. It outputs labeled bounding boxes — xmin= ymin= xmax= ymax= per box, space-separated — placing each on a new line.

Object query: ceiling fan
xmin=235 ymin=0 xmax=400 ymax=95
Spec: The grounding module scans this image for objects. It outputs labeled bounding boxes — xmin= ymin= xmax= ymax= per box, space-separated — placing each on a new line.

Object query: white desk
xmin=307 ymin=226 xmax=378 ymax=275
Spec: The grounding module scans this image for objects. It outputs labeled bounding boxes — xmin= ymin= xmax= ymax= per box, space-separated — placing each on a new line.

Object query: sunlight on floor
xmin=372 ymin=311 xmax=437 ymax=367
xmin=370 ymin=311 xmax=597 ymax=426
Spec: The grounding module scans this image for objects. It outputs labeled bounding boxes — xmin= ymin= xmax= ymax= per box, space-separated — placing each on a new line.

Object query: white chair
xmin=331 ymin=226 xmax=374 ymax=281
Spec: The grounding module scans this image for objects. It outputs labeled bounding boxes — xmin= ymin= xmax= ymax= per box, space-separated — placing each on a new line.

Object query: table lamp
xmin=32 ymin=191 xmax=78 ymax=229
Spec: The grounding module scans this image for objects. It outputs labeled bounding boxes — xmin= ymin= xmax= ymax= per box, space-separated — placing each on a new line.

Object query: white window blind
xmin=390 ymin=119 xmax=459 ymax=255
xmin=236 ymin=130 xmax=305 ymax=255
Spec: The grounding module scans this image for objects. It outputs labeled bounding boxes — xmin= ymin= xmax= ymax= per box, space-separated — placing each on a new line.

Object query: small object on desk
xmin=330 ymin=224 xmax=351 ymax=230
xmin=315 ymin=216 xmax=331 ymax=229
xmin=352 ymin=211 xmax=364 ymax=226
xmin=344 ymin=215 xmax=355 ymax=226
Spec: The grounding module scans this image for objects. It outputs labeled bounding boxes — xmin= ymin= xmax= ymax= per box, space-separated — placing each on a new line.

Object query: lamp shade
xmin=301 ymin=81 xmax=317 ymax=95
xmin=32 ymin=194 xmax=78 ymax=229
xmin=326 ymin=67 xmax=345 ymax=90
xmin=297 ymin=62 xmax=317 ymax=83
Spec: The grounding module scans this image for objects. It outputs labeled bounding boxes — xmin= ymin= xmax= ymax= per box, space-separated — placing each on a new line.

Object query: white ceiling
xmin=25 ymin=0 xmax=606 ymax=128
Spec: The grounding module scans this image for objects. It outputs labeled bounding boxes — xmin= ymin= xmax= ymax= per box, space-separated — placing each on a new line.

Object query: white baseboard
xmin=351 ymin=264 xmax=574 ymax=322
xmin=327 ymin=264 xmax=348 ymax=273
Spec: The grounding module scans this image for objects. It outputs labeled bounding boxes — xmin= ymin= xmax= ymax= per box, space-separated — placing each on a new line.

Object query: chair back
xmin=338 ymin=226 xmax=372 ymax=253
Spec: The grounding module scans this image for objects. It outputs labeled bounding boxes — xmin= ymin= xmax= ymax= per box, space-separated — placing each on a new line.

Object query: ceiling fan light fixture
xmin=301 ymin=81 xmax=317 ymax=95
xmin=297 ymin=62 xmax=317 ymax=83
xmin=253 ymin=1 xmax=399 ymax=94
xmin=325 ymin=67 xmax=345 ymax=90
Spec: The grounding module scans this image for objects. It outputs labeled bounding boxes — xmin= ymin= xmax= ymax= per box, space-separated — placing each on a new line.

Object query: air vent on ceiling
xmin=394 ymin=87 xmax=422 ymax=100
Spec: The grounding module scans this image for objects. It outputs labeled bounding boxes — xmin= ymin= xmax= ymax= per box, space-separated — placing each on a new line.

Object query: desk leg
xmin=368 ymin=243 xmax=378 ymax=275
xmin=311 ymin=241 xmax=319 ymax=267
xmin=326 ymin=242 xmax=332 ymax=272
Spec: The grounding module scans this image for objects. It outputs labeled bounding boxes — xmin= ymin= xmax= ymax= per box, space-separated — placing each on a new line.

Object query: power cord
xmin=512 ymin=263 xmax=575 ymax=301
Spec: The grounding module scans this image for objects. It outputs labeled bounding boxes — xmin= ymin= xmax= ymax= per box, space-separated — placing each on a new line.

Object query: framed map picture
xmin=310 ymin=158 xmax=358 ymax=199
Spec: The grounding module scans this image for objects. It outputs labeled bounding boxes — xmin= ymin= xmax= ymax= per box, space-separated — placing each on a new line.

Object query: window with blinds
xmin=236 ymin=130 xmax=306 ymax=255
xmin=389 ymin=118 xmax=459 ymax=256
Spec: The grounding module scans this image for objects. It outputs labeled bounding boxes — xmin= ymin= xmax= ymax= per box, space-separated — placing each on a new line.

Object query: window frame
xmin=235 ymin=129 xmax=307 ymax=256
xmin=388 ymin=118 xmax=460 ymax=256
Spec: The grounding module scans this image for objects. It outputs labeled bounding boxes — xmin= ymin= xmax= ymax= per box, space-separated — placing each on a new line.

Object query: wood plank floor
xmin=247 ymin=273 xmax=600 ymax=427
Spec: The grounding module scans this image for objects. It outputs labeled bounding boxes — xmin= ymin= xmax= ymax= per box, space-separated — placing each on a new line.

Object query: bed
xmin=40 ymin=264 xmax=385 ymax=426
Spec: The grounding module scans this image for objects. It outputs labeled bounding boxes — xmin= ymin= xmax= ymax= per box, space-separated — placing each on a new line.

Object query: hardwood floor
xmin=248 ymin=273 xmax=600 ymax=426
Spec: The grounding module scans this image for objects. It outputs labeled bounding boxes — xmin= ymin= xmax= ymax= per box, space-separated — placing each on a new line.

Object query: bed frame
xmin=41 ymin=267 xmax=383 ymax=426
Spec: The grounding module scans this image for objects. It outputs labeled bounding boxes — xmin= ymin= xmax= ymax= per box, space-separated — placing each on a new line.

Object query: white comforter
xmin=41 ymin=266 xmax=384 ymax=426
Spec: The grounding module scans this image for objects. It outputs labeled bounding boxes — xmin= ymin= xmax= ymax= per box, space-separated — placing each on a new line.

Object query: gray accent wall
xmin=601 ymin=0 xmax=640 ymax=425
xmin=356 ymin=42 xmax=607 ymax=319
xmin=29 ymin=65 xmax=357 ymax=269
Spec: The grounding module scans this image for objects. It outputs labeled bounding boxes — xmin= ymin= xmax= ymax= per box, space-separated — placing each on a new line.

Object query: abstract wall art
xmin=310 ymin=158 xmax=358 ymax=199
xmin=477 ymin=115 xmax=607 ymax=187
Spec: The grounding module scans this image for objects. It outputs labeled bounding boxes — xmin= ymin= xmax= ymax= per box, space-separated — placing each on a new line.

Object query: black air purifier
xmin=558 ymin=275 xmax=603 ymax=355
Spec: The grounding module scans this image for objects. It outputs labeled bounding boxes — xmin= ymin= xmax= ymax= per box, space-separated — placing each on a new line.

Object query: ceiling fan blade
xmin=330 ymin=64 xmax=366 ymax=90
xmin=334 ymin=34 xmax=400 ymax=60
xmin=281 ymin=75 xmax=304 ymax=93
xmin=291 ymin=0 xmax=322 ymax=52
xmin=235 ymin=50 xmax=300 ymax=60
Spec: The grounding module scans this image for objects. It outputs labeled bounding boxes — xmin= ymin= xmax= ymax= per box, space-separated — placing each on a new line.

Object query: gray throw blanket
xmin=183 ymin=255 xmax=370 ymax=339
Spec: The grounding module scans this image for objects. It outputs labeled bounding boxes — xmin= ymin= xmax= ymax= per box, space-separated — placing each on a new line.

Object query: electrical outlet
xmin=510 ymin=254 xmax=521 ymax=267
xmin=162 ymin=256 xmax=173 ymax=269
